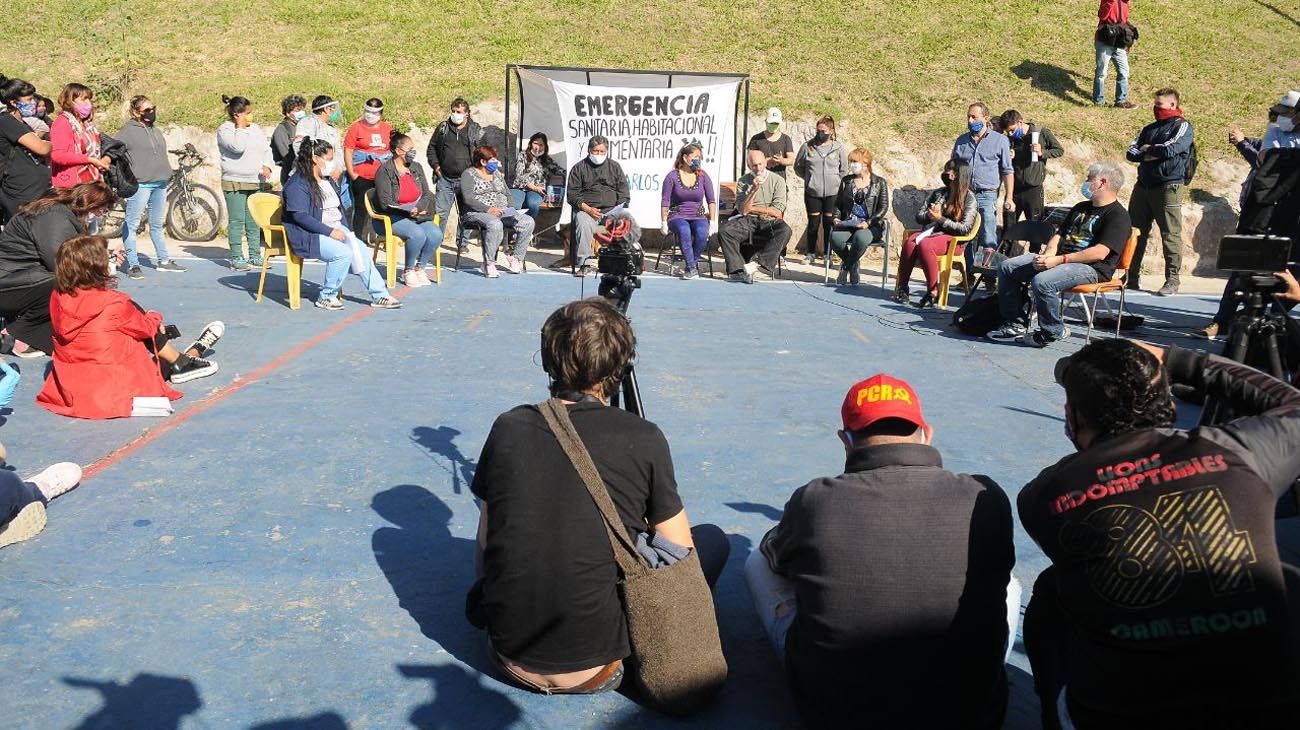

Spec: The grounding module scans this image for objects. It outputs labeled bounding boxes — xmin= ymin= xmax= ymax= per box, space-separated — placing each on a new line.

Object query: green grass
xmin=6 ymin=0 xmax=1298 ymax=168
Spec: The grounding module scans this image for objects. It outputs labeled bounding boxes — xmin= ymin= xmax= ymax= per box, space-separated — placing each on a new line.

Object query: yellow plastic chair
xmin=936 ymin=212 xmax=982 ymax=309
xmin=365 ymin=189 xmax=441 ymax=286
xmin=248 ymin=192 xmax=304 ymax=310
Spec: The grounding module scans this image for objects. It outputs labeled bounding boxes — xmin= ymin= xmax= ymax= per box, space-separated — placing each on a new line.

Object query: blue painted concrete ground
xmin=0 ymin=253 xmax=1223 ymax=729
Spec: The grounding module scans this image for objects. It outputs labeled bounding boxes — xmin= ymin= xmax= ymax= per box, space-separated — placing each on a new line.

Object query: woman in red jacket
xmin=37 ymin=235 xmax=224 ymax=420
xmin=48 ymin=83 xmax=110 ymax=190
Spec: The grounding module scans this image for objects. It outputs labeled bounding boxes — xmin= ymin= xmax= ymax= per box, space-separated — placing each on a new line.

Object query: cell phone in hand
xmin=163 ymin=324 xmax=182 ymax=340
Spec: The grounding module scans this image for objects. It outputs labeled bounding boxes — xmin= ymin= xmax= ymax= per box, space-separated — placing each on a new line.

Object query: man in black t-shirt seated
xmin=467 ymin=298 xmax=729 ymax=696
xmin=746 ymin=374 xmax=1019 ymax=729
xmin=1021 ymin=340 xmax=1300 ymax=729
xmin=987 ymin=160 xmax=1132 ymax=347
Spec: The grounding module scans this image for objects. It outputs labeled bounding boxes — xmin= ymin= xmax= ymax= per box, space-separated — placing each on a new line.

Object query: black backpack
xmin=101 ymin=136 xmax=138 ymax=199
xmin=952 ymin=294 xmax=1003 ymax=336
xmin=1184 ymin=138 xmax=1199 ymax=185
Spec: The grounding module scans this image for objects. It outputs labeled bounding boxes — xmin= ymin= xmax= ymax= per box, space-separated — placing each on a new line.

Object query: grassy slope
xmin=5 ymin=0 xmax=1298 ymax=165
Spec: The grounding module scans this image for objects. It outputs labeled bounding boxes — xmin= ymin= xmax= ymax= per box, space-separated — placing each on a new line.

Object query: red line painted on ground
xmin=81 ymin=289 xmax=409 ymax=481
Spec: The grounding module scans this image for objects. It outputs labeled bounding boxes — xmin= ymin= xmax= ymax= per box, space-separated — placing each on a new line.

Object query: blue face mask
xmin=15 ymin=100 xmax=37 ymax=118
xmin=689 ymin=158 xmax=701 ymax=171
xmin=1080 ymin=181 xmax=1095 ymax=200
xmin=485 ymin=160 xmax=500 ymax=174
xmin=1010 ymin=126 xmax=1024 ymax=139
xmin=968 ymin=120 xmax=985 ymax=134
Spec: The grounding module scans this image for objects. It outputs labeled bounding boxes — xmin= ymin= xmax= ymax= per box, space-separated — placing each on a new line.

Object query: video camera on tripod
xmin=592 ymin=209 xmax=646 ymax=417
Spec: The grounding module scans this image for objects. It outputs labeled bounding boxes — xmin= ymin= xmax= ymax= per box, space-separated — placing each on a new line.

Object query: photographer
xmin=467 ymin=298 xmax=728 ymax=697
xmin=37 ymin=235 xmax=223 ymax=420
xmin=1020 ymin=338 xmax=1300 ymax=729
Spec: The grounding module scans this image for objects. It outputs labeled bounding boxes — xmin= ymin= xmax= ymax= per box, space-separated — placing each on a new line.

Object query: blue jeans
xmin=670 ymin=218 xmax=710 ymax=271
xmin=1093 ymin=40 xmax=1130 ymax=104
xmin=970 ymin=191 xmax=1000 ymax=270
xmin=0 ymin=470 xmax=43 ymax=524
xmin=123 ymin=181 xmax=169 ymax=266
xmin=997 ymin=253 xmax=1099 ymax=337
xmin=509 ymin=189 xmax=545 ymax=219
xmin=434 ymin=175 xmax=465 ymax=246
xmin=315 ymin=232 xmax=390 ymax=301
xmin=390 ymin=217 xmax=444 ymax=270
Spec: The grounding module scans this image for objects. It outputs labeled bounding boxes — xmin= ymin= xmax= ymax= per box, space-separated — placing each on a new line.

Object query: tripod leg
xmin=1263 ymin=326 xmax=1287 ymax=381
xmin=622 ymin=366 xmax=644 ymax=419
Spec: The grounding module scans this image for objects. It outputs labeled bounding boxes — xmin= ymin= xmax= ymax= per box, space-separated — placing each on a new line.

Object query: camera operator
xmin=1020 ymin=338 xmax=1300 ymax=729
xmin=466 ymin=298 xmax=729 ymax=697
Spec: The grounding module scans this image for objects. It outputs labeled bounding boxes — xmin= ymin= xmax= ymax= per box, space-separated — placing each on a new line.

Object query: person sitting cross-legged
xmin=0 ymin=460 xmax=83 ymax=549
xmin=745 ymin=373 xmax=1018 ymax=729
xmin=37 ymin=235 xmax=224 ymax=420
xmin=720 ymin=149 xmax=791 ymax=284
xmin=987 ymin=160 xmax=1131 ymax=347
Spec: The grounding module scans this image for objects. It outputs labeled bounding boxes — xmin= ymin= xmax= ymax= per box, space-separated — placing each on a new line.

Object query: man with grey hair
xmin=565 ymin=135 xmax=630 ymax=276
xmin=988 ymin=160 xmax=1132 ymax=347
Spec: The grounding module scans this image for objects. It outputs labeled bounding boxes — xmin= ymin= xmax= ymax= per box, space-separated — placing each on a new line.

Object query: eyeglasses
xmin=139 ymin=107 xmax=156 ymax=114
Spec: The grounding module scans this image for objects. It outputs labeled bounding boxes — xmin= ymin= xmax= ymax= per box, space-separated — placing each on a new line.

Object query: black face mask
xmin=814 ymin=131 xmax=829 ymax=144
xmin=140 ymin=111 xmax=157 ymax=125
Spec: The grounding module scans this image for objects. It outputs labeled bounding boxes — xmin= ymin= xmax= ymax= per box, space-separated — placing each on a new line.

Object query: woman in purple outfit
xmin=659 ymin=144 xmax=716 ymax=279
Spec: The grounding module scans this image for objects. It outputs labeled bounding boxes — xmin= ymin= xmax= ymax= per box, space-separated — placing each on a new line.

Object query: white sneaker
xmin=27 ymin=462 xmax=82 ymax=501
xmin=743 ymin=261 xmax=758 ymax=277
xmin=417 ymin=269 xmax=433 ymax=286
xmin=505 ymin=255 xmax=523 ymax=274
xmin=987 ymin=323 xmax=1029 ymax=341
xmin=0 ymin=501 xmax=46 ymax=548
xmin=485 ymin=262 xmax=500 ymax=279
xmin=403 ymin=270 xmax=425 ymax=288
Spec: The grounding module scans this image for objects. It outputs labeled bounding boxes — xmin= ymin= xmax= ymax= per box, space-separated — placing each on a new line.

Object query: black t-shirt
xmin=761 ymin=443 xmax=1015 ymax=728
xmin=0 ymin=114 xmax=51 ymax=203
xmin=1055 ymin=199 xmax=1131 ymax=280
xmin=1019 ymin=420 xmax=1299 ymax=723
xmin=470 ymin=401 xmax=684 ymax=672
xmin=747 ymin=132 xmax=794 ymax=177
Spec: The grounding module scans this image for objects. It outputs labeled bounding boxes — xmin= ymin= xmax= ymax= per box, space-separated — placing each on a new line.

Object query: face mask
xmin=292 ymin=110 xmax=306 ymax=121
xmin=140 ymin=110 xmax=157 ymax=125
xmin=588 ymin=153 xmax=607 ymax=166
xmin=450 ymin=112 xmax=467 ymax=125
xmin=316 ymin=157 xmax=333 ymax=175
xmin=485 ymin=160 xmax=500 ymax=174
xmin=1010 ymin=126 xmax=1024 ymax=139
xmin=16 ymin=100 xmax=37 ymax=118
xmin=766 ymin=123 xmax=780 ymax=133
xmin=1080 ymin=181 xmax=1095 ymax=200
xmin=73 ymin=102 xmax=93 ymax=119
xmin=814 ymin=131 xmax=829 ymax=143
xmin=1278 ymin=115 xmax=1297 ymax=133
xmin=689 ymin=158 xmax=702 ymax=171
xmin=941 ymin=172 xmax=953 ymax=186
xmin=968 ymin=120 xmax=984 ymax=134
xmin=1153 ymin=106 xmax=1181 ymax=122
xmin=403 ymin=150 xmax=416 ymax=164
xmin=327 ymin=107 xmax=341 ymax=124
xmin=363 ymin=111 xmax=381 ymax=125
xmin=849 ymin=162 xmax=863 ymax=175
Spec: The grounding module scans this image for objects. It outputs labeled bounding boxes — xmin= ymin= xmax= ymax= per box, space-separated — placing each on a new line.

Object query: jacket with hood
xmin=37 ymin=287 xmax=181 ymax=419
xmin=114 ymin=119 xmax=172 ymax=183
xmin=0 ymin=203 xmax=83 ymax=292
xmin=794 ymin=139 xmax=849 ymax=198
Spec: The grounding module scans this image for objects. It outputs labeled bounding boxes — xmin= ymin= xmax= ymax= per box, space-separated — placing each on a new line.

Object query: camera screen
xmin=1216 ymin=235 xmax=1292 ymax=273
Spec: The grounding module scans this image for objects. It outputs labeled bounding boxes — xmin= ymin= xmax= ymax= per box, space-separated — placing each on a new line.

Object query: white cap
xmin=1271 ymin=90 xmax=1300 ymax=114
xmin=765 ymin=107 xmax=783 ymax=124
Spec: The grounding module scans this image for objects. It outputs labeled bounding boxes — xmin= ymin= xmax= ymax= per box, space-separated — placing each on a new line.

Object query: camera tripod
xmin=1202 ymin=275 xmax=1296 ymax=425
xmin=600 ymin=272 xmax=646 ymax=418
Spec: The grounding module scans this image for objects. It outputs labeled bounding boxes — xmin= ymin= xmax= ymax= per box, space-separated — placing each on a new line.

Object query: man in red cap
xmin=745 ymin=374 xmax=1019 ymax=729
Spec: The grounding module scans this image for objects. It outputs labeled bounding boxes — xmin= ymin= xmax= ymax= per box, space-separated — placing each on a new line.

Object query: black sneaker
xmin=157 ymin=260 xmax=187 ymax=272
xmin=1025 ymin=327 xmax=1070 ymax=348
xmin=171 ymin=356 xmax=218 ymax=384
xmin=185 ymin=321 xmax=225 ymax=357
xmin=127 ymin=265 xmax=144 ymax=280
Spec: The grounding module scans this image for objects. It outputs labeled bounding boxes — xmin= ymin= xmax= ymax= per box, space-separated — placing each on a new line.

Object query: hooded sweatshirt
xmin=37 ymin=287 xmax=181 ymax=419
xmin=794 ymin=139 xmax=849 ymax=197
xmin=114 ymin=119 xmax=172 ymax=183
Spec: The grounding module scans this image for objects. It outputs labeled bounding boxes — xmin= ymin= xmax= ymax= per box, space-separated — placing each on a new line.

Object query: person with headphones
xmin=466 ymin=297 xmax=729 ymax=697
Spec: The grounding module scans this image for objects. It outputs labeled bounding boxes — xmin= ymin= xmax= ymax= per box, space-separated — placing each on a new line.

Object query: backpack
xmin=952 ymin=294 xmax=1003 ymax=335
xmin=1184 ymin=138 xmax=1199 ymax=185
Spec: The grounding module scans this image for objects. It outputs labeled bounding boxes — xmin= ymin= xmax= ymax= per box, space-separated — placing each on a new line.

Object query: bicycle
xmin=99 ymin=143 xmax=224 ymax=242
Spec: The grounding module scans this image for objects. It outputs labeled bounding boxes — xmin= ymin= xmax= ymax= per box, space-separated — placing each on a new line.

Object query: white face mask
xmin=588 ymin=153 xmax=607 ymax=166
xmin=449 ymin=112 xmax=466 ymax=125
xmin=363 ymin=111 xmax=381 ymax=125
xmin=1278 ymin=115 xmax=1297 ymax=133
xmin=849 ymin=162 xmax=863 ymax=175
xmin=317 ymin=157 xmax=334 ymax=175
xmin=292 ymin=110 xmax=306 ymax=121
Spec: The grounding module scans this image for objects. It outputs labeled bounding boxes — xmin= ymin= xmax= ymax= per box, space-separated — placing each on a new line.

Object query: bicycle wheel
xmin=98 ymin=202 xmax=127 ymax=239
xmin=166 ymin=184 xmax=223 ymax=242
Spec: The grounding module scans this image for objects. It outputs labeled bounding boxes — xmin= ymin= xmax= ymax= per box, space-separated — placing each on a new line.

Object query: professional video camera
xmin=592 ymin=210 xmax=646 ymax=417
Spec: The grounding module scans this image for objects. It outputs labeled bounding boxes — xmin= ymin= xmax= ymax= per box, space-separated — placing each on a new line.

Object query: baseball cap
xmin=1270 ymin=90 xmax=1299 ymax=115
xmin=841 ymin=374 xmax=927 ymax=433
xmin=765 ymin=107 xmax=783 ymax=124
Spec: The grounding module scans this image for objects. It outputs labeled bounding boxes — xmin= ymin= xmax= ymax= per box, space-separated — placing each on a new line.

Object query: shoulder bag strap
xmin=537 ymin=399 xmax=647 ymax=579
